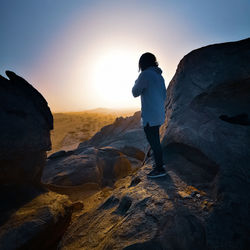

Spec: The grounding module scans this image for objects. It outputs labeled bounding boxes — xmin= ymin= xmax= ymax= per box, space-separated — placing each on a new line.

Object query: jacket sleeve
xmin=132 ymin=72 xmax=148 ymax=97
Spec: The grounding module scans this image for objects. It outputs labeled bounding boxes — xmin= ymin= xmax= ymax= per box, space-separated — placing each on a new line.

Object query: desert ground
xmin=50 ymin=108 xmax=138 ymax=154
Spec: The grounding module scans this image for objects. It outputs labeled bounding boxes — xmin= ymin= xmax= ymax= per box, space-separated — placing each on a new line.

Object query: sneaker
xmin=147 ymin=168 xmax=167 ymax=178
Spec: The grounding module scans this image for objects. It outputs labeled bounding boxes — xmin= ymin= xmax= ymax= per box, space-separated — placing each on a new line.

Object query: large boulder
xmin=161 ymin=38 xmax=250 ymax=249
xmin=162 ymin=38 xmax=250 ymax=167
xmin=161 ymin=39 xmax=250 ymax=249
xmin=43 ymin=147 xmax=101 ymax=186
xmin=42 ymin=146 xmax=136 ymax=187
xmin=0 ymin=71 xmax=53 ymax=185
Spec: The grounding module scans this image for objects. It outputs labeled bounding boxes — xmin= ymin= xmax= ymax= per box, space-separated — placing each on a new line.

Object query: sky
xmin=1 ymin=0 xmax=250 ymax=112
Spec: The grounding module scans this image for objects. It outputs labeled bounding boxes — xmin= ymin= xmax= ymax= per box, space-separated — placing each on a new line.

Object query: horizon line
xmin=51 ymin=106 xmax=140 ymax=113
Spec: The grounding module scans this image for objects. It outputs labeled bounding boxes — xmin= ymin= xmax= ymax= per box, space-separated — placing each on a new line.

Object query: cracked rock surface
xmin=59 ymin=155 xmax=215 ymax=250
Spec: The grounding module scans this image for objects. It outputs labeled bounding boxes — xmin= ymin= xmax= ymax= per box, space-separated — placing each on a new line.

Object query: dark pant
xmin=143 ymin=123 xmax=164 ymax=170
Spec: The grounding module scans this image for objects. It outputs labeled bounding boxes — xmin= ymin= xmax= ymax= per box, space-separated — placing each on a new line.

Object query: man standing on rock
xmin=132 ymin=52 xmax=167 ymax=178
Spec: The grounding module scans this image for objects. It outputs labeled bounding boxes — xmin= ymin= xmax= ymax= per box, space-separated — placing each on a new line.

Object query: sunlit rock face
xmin=58 ymin=39 xmax=250 ymax=250
xmin=0 ymin=71 xmax=72 ymax=249
xmin=0 ymin=71 xmax=53 ymax=184
xmin=43 ymin=111 xmax=147 ymax=187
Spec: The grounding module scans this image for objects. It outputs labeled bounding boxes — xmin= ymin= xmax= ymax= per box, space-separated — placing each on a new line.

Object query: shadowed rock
xmin=0 ymin=71 xmax=53 ymax=185
xmin=161 ymin=37 xmax=250 ymax=249
xmin=0 ymin=71 xmax=72 ymax=249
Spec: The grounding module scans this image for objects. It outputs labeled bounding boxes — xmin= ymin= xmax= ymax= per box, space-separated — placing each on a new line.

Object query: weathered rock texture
xmin=161 ymin=38 xmax=250 ymax=249
xmin=58 ymin=38 xmax=250 ymax=250
xmin=43 ymin=111 xmax=148 ymax=187
xmin=0 ymin=71 xmax=72 ymax=249
xmin=0 ymin=185 xmax=72 ymax=250
xmin=58 ymin=161 xmax=215 ymax=250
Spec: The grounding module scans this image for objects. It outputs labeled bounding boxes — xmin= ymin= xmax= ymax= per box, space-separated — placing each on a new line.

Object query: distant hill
xmin=75 ymin=107 xmax=138 ymax=115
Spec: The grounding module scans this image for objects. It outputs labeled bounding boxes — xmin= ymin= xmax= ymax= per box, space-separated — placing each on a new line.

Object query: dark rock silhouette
xmin=59 ymin=38 xmax=250 ymax=250
xmin=0 ymin=71 xmax=53 ymax=185
xmin=0 ymin=71 xmax=72 ymax=250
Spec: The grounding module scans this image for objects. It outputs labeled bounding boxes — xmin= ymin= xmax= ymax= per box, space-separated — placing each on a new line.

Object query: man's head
xmin=138 ymin=52 xmax=158 ymax=72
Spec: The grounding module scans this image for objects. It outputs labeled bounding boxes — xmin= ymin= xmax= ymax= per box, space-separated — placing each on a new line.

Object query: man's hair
xmin=138 ymin=52 xmax=158 ymax=72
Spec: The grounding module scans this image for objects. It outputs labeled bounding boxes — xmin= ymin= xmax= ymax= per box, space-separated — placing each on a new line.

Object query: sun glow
xmin=91 ymin=49 xmax=140 ymax=108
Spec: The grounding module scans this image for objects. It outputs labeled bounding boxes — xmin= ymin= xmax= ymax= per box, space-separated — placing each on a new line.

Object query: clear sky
xmin=1 ymin=0 xmax=250 ymax=112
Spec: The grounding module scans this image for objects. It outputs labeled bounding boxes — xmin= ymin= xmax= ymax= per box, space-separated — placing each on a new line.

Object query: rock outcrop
xmin=58 ymin=38 xmax=250 ymax=250
xmin=161 ymin=38 xmax=250 ymax=249
xmin=0 ymin=71 xmax=53 ymax=185
xmin=42 ymin=111 xmax=148 ymax=187
xmin=0 ymin=71 xmax=72 ymax=249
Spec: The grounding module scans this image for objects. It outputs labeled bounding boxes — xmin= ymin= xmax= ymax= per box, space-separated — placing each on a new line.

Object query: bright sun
xmin=91 ymin=50 xmax=140 ymax=109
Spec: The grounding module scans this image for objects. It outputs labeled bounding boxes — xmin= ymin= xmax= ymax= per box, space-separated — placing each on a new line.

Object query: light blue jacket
xmin=132 ymin=66 xmax=167 ymax=127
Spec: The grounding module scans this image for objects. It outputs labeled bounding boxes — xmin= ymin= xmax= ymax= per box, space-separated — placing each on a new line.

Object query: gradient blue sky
xmin=1 ymin=0 xmax=250 ymax=111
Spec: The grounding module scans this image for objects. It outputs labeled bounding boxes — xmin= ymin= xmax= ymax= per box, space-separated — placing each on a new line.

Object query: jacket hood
xmin=147 ymin=66 xmax=163 ymax=75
